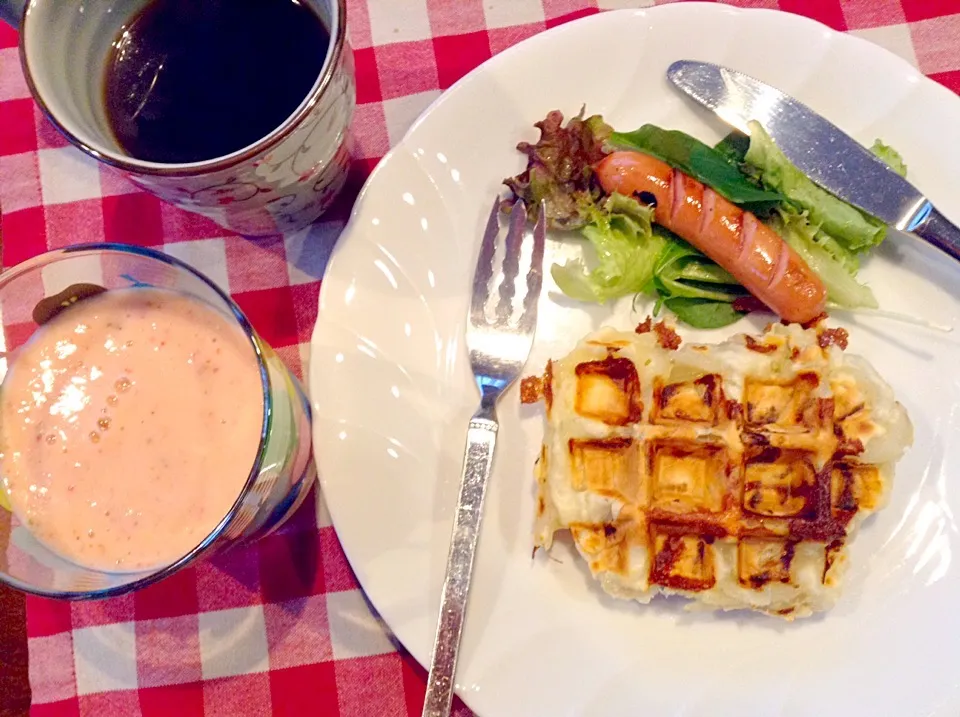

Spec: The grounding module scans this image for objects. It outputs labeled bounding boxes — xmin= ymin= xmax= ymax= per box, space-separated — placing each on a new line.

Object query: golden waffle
xmin=524 ymin=321 xmax=913 ymax=618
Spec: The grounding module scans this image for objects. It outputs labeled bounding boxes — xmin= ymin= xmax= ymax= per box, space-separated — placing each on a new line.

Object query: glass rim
xmin=0 ymin=243 xmax=273 ymax=599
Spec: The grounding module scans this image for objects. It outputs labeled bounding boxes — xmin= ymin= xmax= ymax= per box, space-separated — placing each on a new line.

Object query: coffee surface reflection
xmin=103 ymin=0 xmax=330 ymax=164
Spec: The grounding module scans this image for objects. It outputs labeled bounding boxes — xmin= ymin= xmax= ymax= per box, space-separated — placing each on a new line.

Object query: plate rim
xmin=310 ymin=5 xmax=960 ymax=715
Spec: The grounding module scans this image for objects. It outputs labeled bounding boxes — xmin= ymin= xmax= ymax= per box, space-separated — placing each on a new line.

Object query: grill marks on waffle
xmin=649 ymin=439 xmax=733 ymax=515
xmin=743 ymin=372 xmax=824 ymax=431
xmin=574 ymin=357 xmax=643 ymax=425
xmin=650 ymin=533 xmax=717 ymax=592
xmin=533 ymin=325 xmax=913 ymax=618
xmin=738 ymin=539 xmax=796 ymax=589
xmin=743 ymin=446 xmax=818 ymax=520
xmin=569 ymin=437 xmax=641 ymax=504
xmin=652 ymin=374 xmax=725 ymax=425
xmin=558 ymin=343 xmax=880 ymax=596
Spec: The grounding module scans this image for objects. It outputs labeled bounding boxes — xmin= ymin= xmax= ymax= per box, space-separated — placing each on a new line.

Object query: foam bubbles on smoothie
xmin=0 ymin=287 xmax=263 ymax=572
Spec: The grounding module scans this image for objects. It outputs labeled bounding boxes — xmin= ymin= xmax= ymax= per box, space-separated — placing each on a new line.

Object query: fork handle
xmin=421 ymin=404 xmax=499 ymax=717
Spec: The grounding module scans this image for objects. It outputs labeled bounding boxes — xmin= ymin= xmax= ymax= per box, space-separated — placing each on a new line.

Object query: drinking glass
xmin=0 ymin=244 xmax=315 ymax=598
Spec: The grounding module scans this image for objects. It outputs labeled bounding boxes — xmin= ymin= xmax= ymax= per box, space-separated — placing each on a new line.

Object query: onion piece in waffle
xmin=524 ymin=321 xmax=913 ymax=619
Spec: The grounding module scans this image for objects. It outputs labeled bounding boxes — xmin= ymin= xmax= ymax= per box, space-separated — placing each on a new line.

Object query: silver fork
xmin=421 ymin=198 xmax=546 ymax=717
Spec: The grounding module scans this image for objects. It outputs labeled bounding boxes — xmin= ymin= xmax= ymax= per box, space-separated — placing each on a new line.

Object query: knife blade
xmin=666 ymin=59 xmax=960 ymax=262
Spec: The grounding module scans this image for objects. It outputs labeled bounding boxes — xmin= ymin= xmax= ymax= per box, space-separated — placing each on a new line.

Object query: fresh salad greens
xmin=650 ymin=236 xmax=750 ymax=329
xmin=744 ymin=121 xmax=887 ymax=253
xmin=502 ymin=109 xmax=906 ymax=329
xmin=609 ymin=125 xmax=785 ymax=215
xmin=767 ymin=207 xmax=877 ymax=309
xmin=871 ymin=139 xmax=908 ymax=177
xmin=651 ymin=236 xmax=745 ymax=304
xmin=659 ymin=296 xmax=749 ymax=330
xmin=503 ymin=109 xmax=610 ymax=230
xmin=550 ymin=193 xmax=665 ymax=303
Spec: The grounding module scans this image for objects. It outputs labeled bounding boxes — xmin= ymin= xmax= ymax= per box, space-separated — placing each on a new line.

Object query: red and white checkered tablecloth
xmin=1 ymin=1 xmax=959 ymax=715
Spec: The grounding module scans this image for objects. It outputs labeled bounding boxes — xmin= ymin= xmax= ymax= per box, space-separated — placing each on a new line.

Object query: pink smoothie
xmin=0 ymin=288 xmax=264 ymax=572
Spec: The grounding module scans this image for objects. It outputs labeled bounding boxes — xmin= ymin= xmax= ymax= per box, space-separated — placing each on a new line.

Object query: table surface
xmin=2 ymin=1 xmax=960 ymax=715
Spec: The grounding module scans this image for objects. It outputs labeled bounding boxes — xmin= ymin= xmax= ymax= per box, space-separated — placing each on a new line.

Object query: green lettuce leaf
xmin=661 ymin=296 xmax=747 ymax=329
xmin=766 ymin=207 xmax=877 ymax=309
xmin=870 ymin=139 xmax=907 ymax=177
xmin=651 ymin=234 xmax=745 ymax=302
xmin=744 ymin=121 xmax=886 ymax=252
xmin=713 ymin=130 xmax=751 ymax=166
xmin=648 ymin=232 xmax=748 ymax=329
xmin=608 ymin=124 xmax=784 ymax=214
xmin=550 ymin=193 xmax=666 ymax=303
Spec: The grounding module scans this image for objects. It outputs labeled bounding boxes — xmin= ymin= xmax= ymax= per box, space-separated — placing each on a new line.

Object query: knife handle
xmin=908 ymin=204 xmax=960 ymax=263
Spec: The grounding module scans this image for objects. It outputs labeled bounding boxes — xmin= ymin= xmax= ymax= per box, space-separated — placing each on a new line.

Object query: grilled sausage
xmin=594 ymin=151 xmax=827 ymax=324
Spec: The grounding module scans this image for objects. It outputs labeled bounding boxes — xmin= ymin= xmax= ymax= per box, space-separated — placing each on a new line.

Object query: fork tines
xmin=471 ymin=198 xmax=546 ymax=330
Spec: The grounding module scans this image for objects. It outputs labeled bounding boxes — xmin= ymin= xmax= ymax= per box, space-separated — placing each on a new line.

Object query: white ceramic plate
xmin=310 ymin=5 xmax=960 ymax=715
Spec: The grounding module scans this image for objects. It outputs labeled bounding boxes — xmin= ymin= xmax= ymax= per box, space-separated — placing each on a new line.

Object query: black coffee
xmin=103 ymin=0 xmax=329 ymax=164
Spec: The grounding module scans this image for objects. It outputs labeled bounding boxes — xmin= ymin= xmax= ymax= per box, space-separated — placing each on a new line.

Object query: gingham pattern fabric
xmin=2 ymin=1 xmax=959 ymax=715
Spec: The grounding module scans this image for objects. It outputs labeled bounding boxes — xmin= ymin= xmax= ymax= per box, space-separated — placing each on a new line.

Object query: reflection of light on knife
xmin=718 ymin=67 xmax=783 ymax=135
xmin=899 ymin=198 xmax=933 ymax=233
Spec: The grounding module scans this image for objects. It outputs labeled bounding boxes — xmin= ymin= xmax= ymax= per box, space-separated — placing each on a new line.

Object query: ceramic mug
xmin=1 ymin=0 xmax=355 ymax=237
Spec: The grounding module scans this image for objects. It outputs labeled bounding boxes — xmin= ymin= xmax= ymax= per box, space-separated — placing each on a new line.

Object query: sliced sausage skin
xmin=594 ymin=151 xmax=827 ymax=324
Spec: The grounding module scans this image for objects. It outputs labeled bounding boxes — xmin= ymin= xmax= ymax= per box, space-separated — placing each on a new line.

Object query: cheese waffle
xmin=524 ymin=321 xmax=913 ymax=618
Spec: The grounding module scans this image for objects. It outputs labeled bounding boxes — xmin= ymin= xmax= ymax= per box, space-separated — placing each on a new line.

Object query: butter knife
xmin=667 ymin=59 xmax=960 ymax=262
